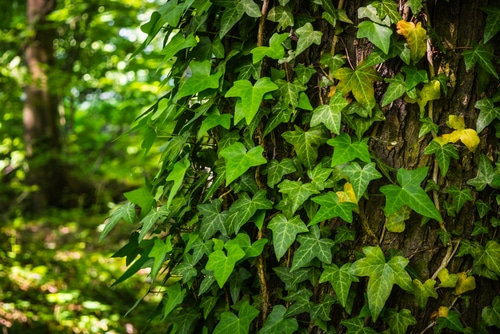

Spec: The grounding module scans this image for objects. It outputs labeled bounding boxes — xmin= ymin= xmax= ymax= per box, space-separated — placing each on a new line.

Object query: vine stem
xmin=329 ymin=0 xmax=344 ymax=55
xmin=257 ymin=0 xmax=270 ymax=47
xmin=256 ymin=228 xmax=269 ymax=323
xmin=431 ymin=238 xmax=461 ymax=280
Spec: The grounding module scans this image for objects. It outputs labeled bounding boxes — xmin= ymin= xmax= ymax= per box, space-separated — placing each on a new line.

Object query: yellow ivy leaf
xmin=436 ymin=116 xmax=480 ymax=152
xmin=396 ymin=20 xmax=427 ymax=63
xmin=336 ymin=182 xmax=357 ymax=204
xmin=455 ymin=272 xmax=476 ymax=295
xmin=438 ymin=306 xmax=449 ymax=318
xmin=417 ymin=80 xmax=440 ymax=114
xmin=437 ymin=268 xmax=458 ymax=288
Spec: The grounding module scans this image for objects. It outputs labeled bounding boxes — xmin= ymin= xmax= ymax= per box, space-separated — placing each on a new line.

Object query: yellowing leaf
xmin=333 ymin=65 xmax=381 ymax=110
xmin=396 ymin=20 xmax=427 ymax=63
xmin=336 ymin=182 xmax=358 ymax=204
xmin=436 ymin=116 xmax=480 ymax=152
xmin=455 ymin=272 xmax=476 ymax=295
xmin=438 ymin=306 xmax=449 ymax=318
xmin=437 ymin=268 xmax=458 ymax=288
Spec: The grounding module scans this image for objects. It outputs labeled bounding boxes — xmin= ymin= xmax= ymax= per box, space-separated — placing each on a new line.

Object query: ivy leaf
xmin=252 ymin=33 xmax=289 ymax=63
xmin=225 ymin=77 xmax=278 ymax=125
xmin=198 ymin=199 xmax=228 ymax=241
xmin=462 ymin=42 xmax=499 ymax=79
xmin=482 ymin=295 xmax=500 ymax=328
xmin=206 ymin=239 xmax=246 ymax=287
xmin=100 ymin=201 xmax=136 ymax=242
xmin=402 ymin=65 xmax=428 ymax=90
xmin=220 ymin=142 xmax=267 ymax=185
xmin=357 ymin=21 xmax=393 ymax=54
xmin=412 ymin=278 xmax=438 ymax=308
xmin=328 ymin=133 xmax=371 ymax=167
xmin=476 ymin=240 xmax=500 ymax=276
xmin=176 ymin=60 xmax=223 ymax=99
xmin=424 ymin=141 xmax=459 ymax=177
xmin=162 ymin=32 xmax=198 ymax=61
xmin=445 ymin=186 xmax=473 ymax=216
xmin=273 ymin=267 xmax=311 ymax=291
xmin=149 ymin=236 xmax=172 ymax=281
xmin=333 ymin=65 xmax=381 ymax=110
xmin=310 ymin=191 xmax=357 ymax=225
xmin=275 ymin=79 xmax=305 ymax=110
xmin=268 ymin=214 xmax=309 ymax=261
xmin=240 ymin=0 xmax=261 ymax=17
xmin=385 ymin=205 xmax=411 ymax=233
xmin=291 ymin=225 xmax=335 ymax=271
xmin=282 ymin=125 xmax=329 ymax=168
xmin=311 ymin=92 xmax=348 ymax=134
xmin=383 ymin=308 xmax=417 ymax=334
xmin=320 ymin=263 xmax=359 ymax=308
xmin=455 ymin=272 xmax=476 ymax=295
xmin=278 ymin=180 xmax=319 ymax=215
xmin=341 ymin=317 xmax=378 ymax=334
xmin=396 ymin=20 xmax=427 ymax=63
xmin=213 ymin=299 xmax=259 ymax=334
xmin=382 ymin=73 xmax=406 ymax=106
xmin=310 ymin=294 xmax=336 ymax=321
xmin=267 ymin=5 xmax=294 ymax=31
xmin=165 ymin=156 xmax=190 ymax=209
xmin=467 ymin=154 xmax=500 ymax=191
xmin=342 ymin=162 xmax=382 ymax=200
xmin=380 ymin=167 xmax=443 ymax=222
xmin=295 ymin=22 xmax=323 ymax=56
xmin=371 ymin=0 xmax=402 ymax=24
xmin=419 ymin=117 xmax=438 ymax=138
xmin=138 ymin=206 xmax=170 ymax=242
xmin=198 ymin=113 xmax=232 ymax=139
xmin=225 ymin=191 xmax=273 ymax=234
xmin=262 ymin=158 xmax=296 ymax=188
xmin=219 ymin=1 xmax=247 ymax=39
xmin=437 ymin=308 xmax=465 ymax=332
xmin=475 ymin=97 xmax=500 ymax=133
xmin=414 ymin=80 xmax=441 ymax=115
xmin=480 ymin=6 xmax=500 ymax=43
xmin=163 ymin=282 xmax=186 ymax=318
xmin=357 ymin=5 xmax=390 ymax=26
xmin=407 ymin=0 xmax=423 ymax=14
xmin=307 ymin=164 xmax=333 ymax=191
xmin=349 ymin=246 xmax=413 ymax=321
xmin=438 ymin=268 xmax=458 ymax=288
xmin=283 ymin=289 xmax=313 ymax=317
xmin=258 ymin=305 xmax=299 ymax=334
xmin=435 ymin=115 xmax=480 ymax=152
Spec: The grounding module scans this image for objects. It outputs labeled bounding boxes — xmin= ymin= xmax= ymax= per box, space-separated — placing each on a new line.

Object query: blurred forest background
xmin=0 ymin=0 xmax=166 ymax=332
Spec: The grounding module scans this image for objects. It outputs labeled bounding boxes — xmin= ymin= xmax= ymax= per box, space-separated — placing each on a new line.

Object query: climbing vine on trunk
xmin=102 ymin=0 xmax=500 ymax=332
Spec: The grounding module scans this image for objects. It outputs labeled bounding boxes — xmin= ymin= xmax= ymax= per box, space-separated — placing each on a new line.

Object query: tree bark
xmin=23 ymin=0 xmax=66 ymax=211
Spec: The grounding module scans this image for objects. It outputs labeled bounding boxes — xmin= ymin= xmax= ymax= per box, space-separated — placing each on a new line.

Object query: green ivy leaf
xmin=445 ymin=186 xmax=473 ymax=216
xmin=419 ymin=117 xmax=438 ymax=138
xmin=333 ymin=65 xmax=381 ymax=110
xmin=275 ymin=79 xmax=305 ymax=110
xmin=358 ymin=5 xmax=390 ymax=26
xmin=198 ymin=199 xmax=228 ymax=240
xmin=213 ymin=299 xmax=259 ymax=334
xmin=149 ymin=236 xmax=173 ymax=281
xmin=311 ymin=92 xmax=348 ymax=134
xmin=424 ymin=141 xmax=459 ymax=177
xmin=482 ymin=295 xmax=500 ymax=328
xmin=371 ymin=0 xmax=402 ymax=24
xmin=278 ymin=180 xmax=319 ymax=215
xmin=328 ymin=133 xmax=371 ymax=166
xmin=402 ymin=65 xmax=428 ymax=90
xmin=295 ymin=22 xmax=323 ymax=56
xmin=383 ymin=308 xmax=417 ymax=334
xmin=100 ymin=202 xmax=136 ymax=242
xmin=412 ymin=278 xmax=438 ymax=308
xmin=467 ymin=154 xmax=500 ymax=191
xmin=225 ymin=191 xmax=273 ymax=234
xmin=163 ymin=282 xmax=186 ymax=318
xmin=252 ymin=33 xmax=289 ymax=63
xmin=341 ymin=317 xmax=378 ymax=334
xmin=382 ymin=73 xmax=406 ymax=106
xmin=320 ymin=263 xmax=359 ymax=308
xmin=267 ymin=5 xmax=294 ymax=31
xmin=282 ymin=125 xmax=329 ymax=168
xmin=273 ymin=267 xmax=311 ymax=290
xmin=437 ymin=309 xmax=465 ymax=332
xmin=162 ymin=32 xmax=198 ymax=61
xmin=138 ymin=206 xmax=170 ymax=242
xmin=407 ymin=0 xmax=423 ymax=14
xmin=198 ymin=113 xmax=232 ymax=139
xmin=380 ymin=167 xmax=443 ymax=222
xmin=308 ymin=164 xmax=333 ymax=191
xmin=476 ymin=240 xmax=500 ymax=276
xmin=291 ymin=225 xmax=335 ymax=271
xmin=220 ymin=142 xmax=267 ymax=185
xmin=219 ymin=2 xmax=245 ymax=39
xmin=475 ymin=97 xmax=500 ymax=133
xmin=258 ymin=305 xmax=299 ymax=334
xmin=480 ymin=6 xmax=500 ymax=43
xmin=349 ymin=246 xmax=413 ymax=321
xmin=268 ymin=214 xmax=309 ymax=261
xmin=283 ymin=289 xmax=313 ymax=317
xmin=165 ymin=156 xmax=190 ymax=209
xmin=225 ymin=77 xmax=279 ymax=125
xmin=310 ymin=294 xmax=336 ymax=321
xmin=462 ymin=43 xmax=499 ymax=79
xmin=310 ymin=191 xmax=357 ymax=225
xmin=262 ymin=158 xmax=296 ymax=188
xmin=206 ymin=239 xmax=246 ymax=287
xmin=172 ymin=253 xmax=198 ymax=283
xmin=385 ymin=205 xmax=411 ymax=233
xmin=357 ymin=20 xmax=393 ymax=54
xmin=342 ymin=162 xmax=382 ymax=200
xmin=176 ymin=60 xmax=223 ymax=99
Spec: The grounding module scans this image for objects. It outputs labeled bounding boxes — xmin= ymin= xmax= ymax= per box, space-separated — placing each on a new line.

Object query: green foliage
xmin=100 ymin=0 xmax=500 ymax=332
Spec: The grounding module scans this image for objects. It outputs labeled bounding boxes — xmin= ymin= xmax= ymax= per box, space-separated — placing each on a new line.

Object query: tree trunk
xmin=23 ymin=0 xmax=66 ymax=211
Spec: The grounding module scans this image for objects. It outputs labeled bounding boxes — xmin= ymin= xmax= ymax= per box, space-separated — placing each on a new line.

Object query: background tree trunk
xmin=24 ymin=0 xmax=68 ymax=211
